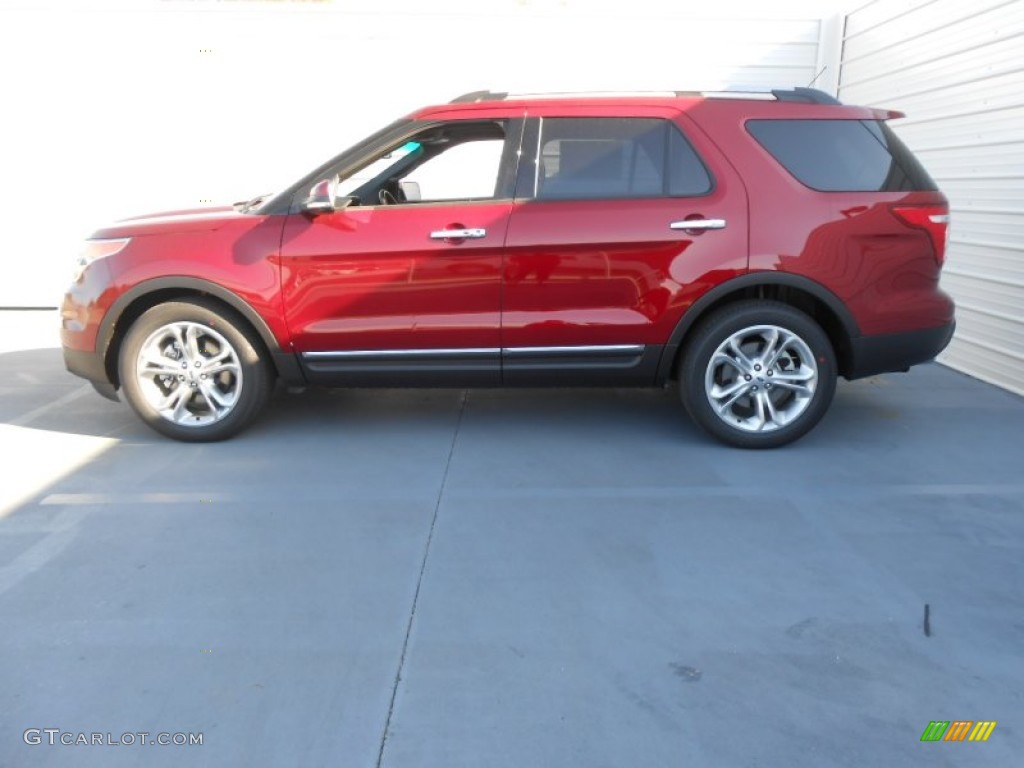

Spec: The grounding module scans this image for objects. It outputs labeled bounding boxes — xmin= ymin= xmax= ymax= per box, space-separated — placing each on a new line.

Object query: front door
xmin=280 ymin=117 xmax=522 ymax=385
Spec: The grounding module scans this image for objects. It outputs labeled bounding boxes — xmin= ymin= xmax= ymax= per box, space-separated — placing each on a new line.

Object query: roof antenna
xmin=807 ymin=65 xmax=827 ymax=88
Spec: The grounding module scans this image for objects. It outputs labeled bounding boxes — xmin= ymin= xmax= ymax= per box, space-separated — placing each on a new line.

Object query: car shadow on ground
xmin=0 ymin=346 xmax=977 ymax=451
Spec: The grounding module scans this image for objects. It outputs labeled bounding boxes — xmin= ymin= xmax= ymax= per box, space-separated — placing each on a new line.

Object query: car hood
xmin=90 ymin=206 xmax=248 ymax=239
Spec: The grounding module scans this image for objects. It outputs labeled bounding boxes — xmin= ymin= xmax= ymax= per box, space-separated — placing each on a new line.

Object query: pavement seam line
xmin=374 ymin=389 xmax=468 ymax=768
xmin=9 ymin=384 xmax=92 ymax=427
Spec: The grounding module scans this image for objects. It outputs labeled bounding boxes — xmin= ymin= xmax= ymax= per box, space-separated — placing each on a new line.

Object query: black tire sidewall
xmin=118 ymin=300 xmax=272 ymax=442
xmin=680 ymin=301 xmax=837 ymax=449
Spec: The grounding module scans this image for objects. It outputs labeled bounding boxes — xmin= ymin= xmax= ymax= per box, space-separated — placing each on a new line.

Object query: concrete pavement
xmin=1 ymin=310 xmax=1021 ymax=767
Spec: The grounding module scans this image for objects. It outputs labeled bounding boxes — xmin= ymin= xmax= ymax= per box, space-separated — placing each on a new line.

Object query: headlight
xmin=72 ymin=238 xmax=131 ymax=281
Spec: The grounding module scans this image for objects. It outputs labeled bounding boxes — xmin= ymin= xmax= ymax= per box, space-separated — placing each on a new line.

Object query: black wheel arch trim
xmin=655 ymin=272 xmax=861 ymax=383
xmin=98 ymin=277 xmax=305 ymax=387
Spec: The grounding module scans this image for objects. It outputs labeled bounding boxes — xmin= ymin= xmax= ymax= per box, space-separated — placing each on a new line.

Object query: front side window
xmin=529 ymin=117 xmax=712 ymax=201
xmin=336 ymin=120 xmax=510 ymax=206
xmin=336 ymin=141 xmax=422 ymax=198
xmin=403 ymin=139 xmax=505 ymax=201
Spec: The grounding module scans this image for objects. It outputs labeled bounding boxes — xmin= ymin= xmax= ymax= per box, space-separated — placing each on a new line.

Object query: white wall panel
xmin=937 ymin=182 xmax=1024 ymax=220
xmin=948 ymin=210 xmax=1024 ymax=247
xmin=840 ymin=0 xmax=1024 ymax=396
xmin=944 ymin=272 xmax=1023 ymax=320
xmin=842 ymin=0 xmax=934 ymax=38
xmin=1 ymin=0 xmax=835 ymax=307
xmin=843 ymin=27 xmax=1024 ymax=103
xmin=889 ymin=69 xmax=1024 ymax=126
xmin=913 ymin=141 xmax=1024 ymax=182
xmin=893 ymin=106 xmax=1024 ymax=149
xmin=842 ymin=0 xmax=1015 ymax=81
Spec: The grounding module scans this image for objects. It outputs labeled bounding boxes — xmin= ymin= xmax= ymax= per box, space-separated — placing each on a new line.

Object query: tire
xmin=118 ymin=299 xmax=273 ymax=441
xmin=679 ymin=300 xmax=837 ymax=449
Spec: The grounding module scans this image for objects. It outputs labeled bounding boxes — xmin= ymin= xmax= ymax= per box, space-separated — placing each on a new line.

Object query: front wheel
xmin=679 ymin=300 xmax=837 ymax=448
xmin=118 ymin=299 xmax=273 ymax=441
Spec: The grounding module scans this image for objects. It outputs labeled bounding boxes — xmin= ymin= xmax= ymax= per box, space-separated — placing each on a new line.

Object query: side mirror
xmin=398 ymin=180 xmax=422 ymax=202
xmin=302 ymin=178 xmax=338 ymax=215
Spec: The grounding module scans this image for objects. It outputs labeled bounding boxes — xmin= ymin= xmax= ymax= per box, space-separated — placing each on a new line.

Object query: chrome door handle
xmin=429 ymin=228 xmax=487 ymax=240
xmin=670 ymin=219 xmax=726 ymax=231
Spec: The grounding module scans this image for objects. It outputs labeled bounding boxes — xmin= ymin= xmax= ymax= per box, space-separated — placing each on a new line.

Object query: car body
xmin=61 ymin=87 xmax=955 ymax=447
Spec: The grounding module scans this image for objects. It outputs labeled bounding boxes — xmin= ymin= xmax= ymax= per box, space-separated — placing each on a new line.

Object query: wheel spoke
xmin=715 ymin=386 xmax=750 ymax=415
xmin=168 ymin=325 xmax=188 ymax=358
xmin=773 ymin=366 xmax=814 ymax=382
xmin=760 ymin=391 xmax=780 ymax=427
xmin=138 ymin=349 xmax=180 ymax=376
xmin=173 ymin=390 xmax=194 ymax=421
xmin=763 ymin=334 xmax=795 ymax=370
xmin=184 ymin=324 xmax=203 ymax=361
xmin=710 ymin=377 xmax=748 ymax=400
xmin=199 ymin=381 xmax=232 ymax=412
xmin=200 ymin=357 xmax=240 ymax=377
xmin=156 ymin=384 xmax=191 ymax=420
xmin=753 ymin=391 xmax=768 ymax=430
xmin=772 ymin=366 xmax=815 ymax=397
xmin=727 ymin=337 xmax=755 ymax=370
xmin=771 ymin=379 xmax=814 ymax=397
xmin=711 ymin=350 xmax=746 ymax=375
xmin=202 ymin=347 xmax=232 ymax=366
xmin=758 ymin=327 xmax=780 ymax=364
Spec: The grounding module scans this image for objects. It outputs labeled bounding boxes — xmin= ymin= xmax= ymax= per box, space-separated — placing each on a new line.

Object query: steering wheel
xmin=379 ymin=188 xmax=398 ymax=205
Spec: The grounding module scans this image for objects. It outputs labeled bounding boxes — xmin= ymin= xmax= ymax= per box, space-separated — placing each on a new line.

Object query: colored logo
xmin=921 ymin=721 xmax=996 ymax=742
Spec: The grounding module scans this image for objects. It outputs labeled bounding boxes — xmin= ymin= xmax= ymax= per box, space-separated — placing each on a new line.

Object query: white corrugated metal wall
xmin=839 ymin=0 xmax=1024 ymax=396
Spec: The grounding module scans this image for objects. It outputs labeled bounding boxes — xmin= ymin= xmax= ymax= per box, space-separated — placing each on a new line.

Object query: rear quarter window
xmin=746 ymin=119 xmax=937 ymax=193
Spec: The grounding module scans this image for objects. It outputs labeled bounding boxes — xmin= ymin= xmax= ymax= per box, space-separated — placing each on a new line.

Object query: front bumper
xmin=845 ymin=321 xmax=956 ymax=380
xmin=62 ymin=346 xmax=119 ymax=401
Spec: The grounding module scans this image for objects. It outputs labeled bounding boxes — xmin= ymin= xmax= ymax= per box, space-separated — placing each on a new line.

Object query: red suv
xmin=61 ymin=88 xmax=954 ymax=447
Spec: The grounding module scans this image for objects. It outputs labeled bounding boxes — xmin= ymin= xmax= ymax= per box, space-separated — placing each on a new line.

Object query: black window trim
xmin=514 ymin=116 xmax=716 ymax=203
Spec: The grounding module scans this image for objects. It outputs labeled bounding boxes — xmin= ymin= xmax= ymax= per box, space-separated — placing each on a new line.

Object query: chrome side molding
xmin=301 ymin=344 xmax=646 ymax=359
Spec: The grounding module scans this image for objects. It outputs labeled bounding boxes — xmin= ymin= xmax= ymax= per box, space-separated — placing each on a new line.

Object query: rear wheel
xmin=118 ymin=299 xmax=273 ymax=441
xmin=680 ymin=300 xmax=837 ymax=448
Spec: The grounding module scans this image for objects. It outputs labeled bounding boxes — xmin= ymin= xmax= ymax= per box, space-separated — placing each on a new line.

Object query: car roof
xmin=411 ymin=88 xmax=904 ymax=122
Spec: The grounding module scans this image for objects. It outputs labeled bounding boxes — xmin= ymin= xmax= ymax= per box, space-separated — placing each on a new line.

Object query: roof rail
xmin=448 ymin=87 xmax=842 ymax=105
xmin=452 ymin=90 xmax=684 ymax=103
xmin=450 ymin=90 xmax=508 ymax=103
xmin=771 ymin=87 xmax=842 ymax=105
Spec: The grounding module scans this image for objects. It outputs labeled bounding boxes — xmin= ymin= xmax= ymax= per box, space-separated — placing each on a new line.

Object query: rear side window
xmin=747 ymin=119 xmax=938 ymax=192
xmin=531 ymin=117 xmax=712 ymax=200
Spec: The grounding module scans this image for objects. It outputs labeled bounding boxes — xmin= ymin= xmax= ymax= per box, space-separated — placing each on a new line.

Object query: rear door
xmin=502 ymin=106 xmax=748 ymax=383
